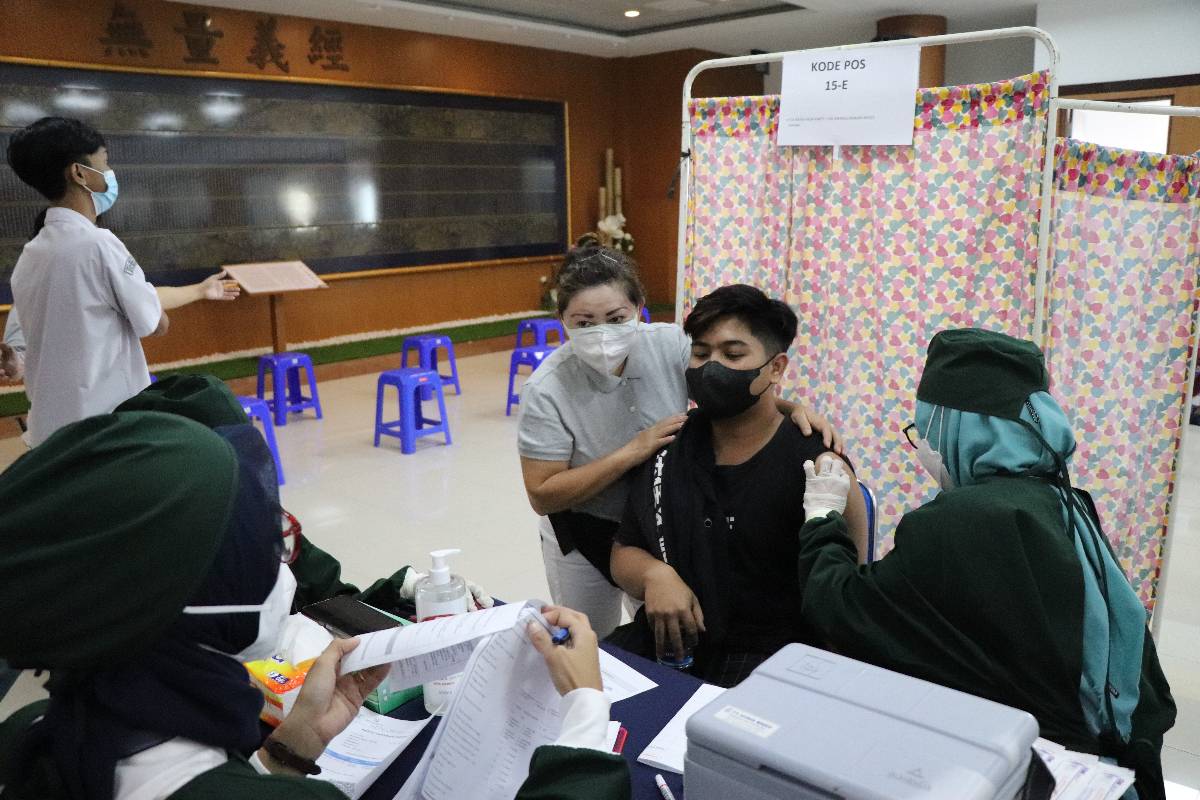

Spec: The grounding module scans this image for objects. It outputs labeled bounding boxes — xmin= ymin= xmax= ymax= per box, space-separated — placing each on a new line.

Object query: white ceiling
xmin=181 ymin=0 xmax=1041 ymax=59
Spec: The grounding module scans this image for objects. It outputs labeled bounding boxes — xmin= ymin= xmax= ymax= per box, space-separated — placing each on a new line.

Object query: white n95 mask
xmin=566 ymin=318 xmax=640 ymax=375
xmin=913 ymin=408 xmax=956 ymax=491
xmin=183 ymin=565 xmax=297 ymax=663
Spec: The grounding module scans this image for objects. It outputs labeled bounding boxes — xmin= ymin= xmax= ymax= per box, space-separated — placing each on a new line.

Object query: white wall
xmin=763 ymin=6 xmax=1042 ymax=95
xmin=1036 ymin=0 xmax=1200 ymax=86
xmin=944 ymin=7 xmax=1038 ymax=86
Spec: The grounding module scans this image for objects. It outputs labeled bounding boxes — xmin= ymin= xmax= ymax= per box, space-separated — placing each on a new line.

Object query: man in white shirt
xmin=0 ymin=116 xmax=239 ymax=446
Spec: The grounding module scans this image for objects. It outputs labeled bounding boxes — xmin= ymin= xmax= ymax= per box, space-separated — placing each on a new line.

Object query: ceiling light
xmin=625 ymin=9 xmax=641 ymax=17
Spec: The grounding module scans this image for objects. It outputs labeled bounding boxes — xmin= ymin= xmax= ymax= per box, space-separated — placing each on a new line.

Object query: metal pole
xmin=1055 ymin=98 xmax=1200 ymax=117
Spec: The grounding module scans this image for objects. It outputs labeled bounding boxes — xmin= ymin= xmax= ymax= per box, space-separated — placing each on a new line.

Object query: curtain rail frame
xmin=1047 ymin=97 xmax=1200 ymax=637
xmin=674 ymin=26 xmax=1062 ymax=327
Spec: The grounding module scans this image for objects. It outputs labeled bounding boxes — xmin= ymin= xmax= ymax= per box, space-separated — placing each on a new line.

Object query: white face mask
xmin=183 ymin=565 xmax=297 ymax=663
xmin=76 ymin=163 xmax=118 ymax=216
xmin=913 ymin=408 xmax=956 ymax=491
xmin=566 ymin=317 xmax=640 ymax=375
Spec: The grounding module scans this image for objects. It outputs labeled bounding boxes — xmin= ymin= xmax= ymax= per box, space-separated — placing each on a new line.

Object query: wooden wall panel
xmin=0 ymin=0 xmax=754 ymax=364
xmin=613 ymin=51 xmax=763 ymax=305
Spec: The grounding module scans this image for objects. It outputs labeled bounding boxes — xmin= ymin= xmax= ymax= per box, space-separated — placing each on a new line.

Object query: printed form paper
xmin=395 ymin=625 xmax=563 ymax=800
xmin=312 ymin=709 xmax=430 ymax=800
xmin=1033 ymin=738 xmax=1136 ymax=800
xmin=598 ymin=648 xmax=657 ymax=703
xmin=637 ymin=683 xmax=726 ymax=775
xmin=339 ymin=601 xmax=540 ymax=689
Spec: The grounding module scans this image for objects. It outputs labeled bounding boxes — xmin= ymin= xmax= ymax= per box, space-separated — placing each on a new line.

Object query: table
xmin=362 ymin=643 xmax=704 ymax=800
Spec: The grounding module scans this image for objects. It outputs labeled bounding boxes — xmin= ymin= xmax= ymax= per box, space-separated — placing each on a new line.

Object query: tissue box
xmin=363 ymin=614 xmax=423 ymax=715
xmin=245 ymin=654 xmax=314 ymax=727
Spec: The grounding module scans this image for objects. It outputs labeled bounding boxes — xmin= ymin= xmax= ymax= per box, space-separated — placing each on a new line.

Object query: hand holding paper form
xmin=338 ymin=601 xmax=538 ymax=688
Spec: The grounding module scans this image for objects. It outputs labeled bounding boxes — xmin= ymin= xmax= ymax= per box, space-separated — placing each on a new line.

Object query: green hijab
xmin=0 ymin=413 xmax=239 ymax=669
xmin=916 ymin=329 xmax=1147 ymax=745
xmin=114 ymin=374 xmax=247 ymax=428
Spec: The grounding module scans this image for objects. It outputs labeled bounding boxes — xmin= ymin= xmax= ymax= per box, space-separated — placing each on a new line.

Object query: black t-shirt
xmin=617 ymin=418 xmax=839 ymax=654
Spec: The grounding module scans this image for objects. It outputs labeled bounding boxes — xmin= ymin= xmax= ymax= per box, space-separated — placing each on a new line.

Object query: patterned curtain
xmin=683 ymin=97 xmax=795 ymax=317
xmin=1043 ymin=141 xmax=1200 ymax=609
xmin=685 ymin=72 xmax=1052 ymax=552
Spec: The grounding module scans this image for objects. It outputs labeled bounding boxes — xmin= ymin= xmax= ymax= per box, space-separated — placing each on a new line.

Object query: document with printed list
xmin=394 ymin=621 xmax=563 ymax=800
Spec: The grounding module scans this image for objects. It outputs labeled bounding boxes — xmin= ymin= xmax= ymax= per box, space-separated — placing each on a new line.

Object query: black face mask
xmin=685 ymin=357 xmax=775 ymax=420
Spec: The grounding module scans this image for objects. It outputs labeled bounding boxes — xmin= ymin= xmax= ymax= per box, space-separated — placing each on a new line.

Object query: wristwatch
xmin=262 ymin=736 xmax=322 ymax=776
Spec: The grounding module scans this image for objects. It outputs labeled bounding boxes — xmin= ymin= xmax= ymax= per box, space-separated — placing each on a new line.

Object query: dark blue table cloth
xmin=362 ymin=643 xmax=704 ymax=800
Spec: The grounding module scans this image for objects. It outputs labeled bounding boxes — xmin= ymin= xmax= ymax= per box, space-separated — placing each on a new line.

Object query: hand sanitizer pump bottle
xmin=415 ymin=548 xmax=470 ymax=715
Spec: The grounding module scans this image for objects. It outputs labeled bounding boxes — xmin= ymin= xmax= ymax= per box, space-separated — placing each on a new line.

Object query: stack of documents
xmin=1033 ymin=738 xmax=1136 ymax=800
xmin=637 ymin=684 xmax=726 ymax=774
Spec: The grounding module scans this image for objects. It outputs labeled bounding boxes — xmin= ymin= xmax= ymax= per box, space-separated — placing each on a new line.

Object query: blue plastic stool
xmin=401 ymin=334 xmax=462 ymax=397
xmin=374 ymin=368 xmax=452 ymax=454
xmin=257 ymin=352 xmax=323 ymax=427
xmin=506 ymin=345 xmax=555 ymax=416
xmin=239 ymin=395 xmax=285 ymax=486
xmin=516 ymin=318 xmax=566 ymax=349
xmin=640 ymin=307 xmax=651 ymax=323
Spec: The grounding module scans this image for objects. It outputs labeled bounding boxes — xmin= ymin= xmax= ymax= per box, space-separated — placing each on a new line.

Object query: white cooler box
xmin=684 ymin=644 xmax=1052 ymax=800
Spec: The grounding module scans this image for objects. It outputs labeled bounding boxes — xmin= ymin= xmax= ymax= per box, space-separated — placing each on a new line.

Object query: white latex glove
xmin=803 ymin=457 xmax=852 ymax=521
xmin=399 ymin=569 xmax=495 ymax=610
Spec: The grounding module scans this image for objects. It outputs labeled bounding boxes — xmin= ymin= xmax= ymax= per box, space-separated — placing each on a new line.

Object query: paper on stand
xmin=395 ymin=624 xmax=563 ymax=800
xmin=598 ymin=649 xmax=657 ymax=703
xmin=339 ymin=601 xmax=539 ymax=689
xmin=313 ymin=708 xmax=430 ymax=800
xmin=222 ymin=260 xmax=327 ymax=294
xmin=1033 ymin=738 xmax=1136 ymax=800
xmin=637 ymin=683 xmax=726 ymax=774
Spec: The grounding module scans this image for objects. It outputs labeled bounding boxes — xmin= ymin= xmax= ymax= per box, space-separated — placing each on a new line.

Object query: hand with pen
xmin=527 ymin=605 xmax=603 ymax=695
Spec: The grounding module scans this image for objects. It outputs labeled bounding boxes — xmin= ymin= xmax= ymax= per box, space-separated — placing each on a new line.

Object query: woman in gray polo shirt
xmin=517 ymin=239 xmax=837 ymax=637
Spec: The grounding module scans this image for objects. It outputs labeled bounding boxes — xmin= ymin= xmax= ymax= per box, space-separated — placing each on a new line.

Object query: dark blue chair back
xmin=859 ymin=480 xmax=877 ymax=563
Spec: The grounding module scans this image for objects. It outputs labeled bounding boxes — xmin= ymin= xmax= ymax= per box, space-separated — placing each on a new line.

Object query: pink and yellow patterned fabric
xmin=685 ymin=72 xmax=1051 ymax=554
xmin=1044 ymin=139 xmax=1200 ymax=608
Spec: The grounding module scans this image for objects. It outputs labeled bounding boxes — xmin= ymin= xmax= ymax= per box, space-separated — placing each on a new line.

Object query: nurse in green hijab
xmin=797 ymin=329 xmax=1175 ymax=800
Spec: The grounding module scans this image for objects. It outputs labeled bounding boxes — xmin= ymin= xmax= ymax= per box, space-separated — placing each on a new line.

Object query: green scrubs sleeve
xmin=797 ymin=511 xmax=970 ymax=679
xmin=516 ymin=745 xmax=631 ymax=800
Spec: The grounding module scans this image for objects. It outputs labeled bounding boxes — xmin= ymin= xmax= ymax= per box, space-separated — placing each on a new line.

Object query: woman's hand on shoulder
xmin=625 ymin=414 xmax=687 ymax=464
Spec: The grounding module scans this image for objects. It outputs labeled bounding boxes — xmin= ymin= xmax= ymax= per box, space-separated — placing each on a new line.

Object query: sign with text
xmin=778 ymin=46 xmax=921 ymax=147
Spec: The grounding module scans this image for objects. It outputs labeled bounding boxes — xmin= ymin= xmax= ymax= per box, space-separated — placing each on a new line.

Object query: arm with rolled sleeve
xmin=98 ymin=234 xmax=165 ymax=338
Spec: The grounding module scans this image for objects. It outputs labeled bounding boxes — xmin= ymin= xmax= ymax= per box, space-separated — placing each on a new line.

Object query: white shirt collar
xmin=43 ymin=206 xmax=95 ymax=229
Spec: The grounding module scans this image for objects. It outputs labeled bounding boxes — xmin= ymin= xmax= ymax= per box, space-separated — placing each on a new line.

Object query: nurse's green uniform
xmin=798 ymin=330 xmax=1175 ymax=800
xmin=0 ymin=377 xmax=629 ymax=800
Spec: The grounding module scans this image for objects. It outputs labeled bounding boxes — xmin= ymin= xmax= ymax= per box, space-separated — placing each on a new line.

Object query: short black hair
xmin=554 ymin=233 xmax=646 ymax=316
xmin=6 ymin=117 xmax=106 ymax=201
xmin=684 ymin=284 xmax=798 ymax=355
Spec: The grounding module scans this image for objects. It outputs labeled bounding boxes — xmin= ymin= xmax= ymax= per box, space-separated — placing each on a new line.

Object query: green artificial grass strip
xmin=0 ymin=392 xmax=28 ymax=418
xmin=0 ymin=308 xmax=681 ymax=418
xmin=123 ymin=314 xmax=550 ymax=385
